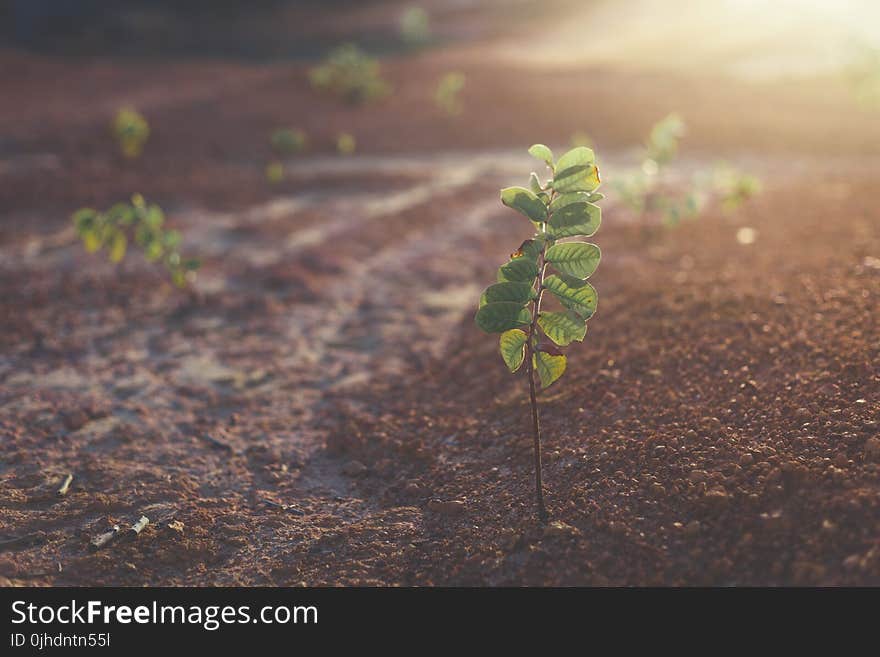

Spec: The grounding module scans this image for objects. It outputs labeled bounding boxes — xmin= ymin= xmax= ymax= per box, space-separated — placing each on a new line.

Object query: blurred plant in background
xmin=848 ymin=45 xmax=880 ymax=109
xmin=265 ymin=161 xmax=285 ymax=184
xmin=112 ymin=107 xmax=150 ymax=158
xmin=270 ymin=128 xmax=307 ymax=155
xmin=336 ymin=132 xmax=356 ymax=155
xmin=309 ymin=44 xmax=390 ymax=105
xmin=614 ymin=114 xmax=760 ymax=226
xmin=72 ymin=194 xmax=199 ymax=288
xmin=435 ymin=71 xmax=465 ymax=115
xmin=399 ymin=6 xmax=431 ymax=46
xmin=570 ymin=131 xmax=593 ymax=149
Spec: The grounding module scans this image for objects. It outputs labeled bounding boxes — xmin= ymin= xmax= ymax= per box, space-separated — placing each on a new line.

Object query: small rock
xmin=166 ymin=520 xmax=185 ymax=534
xmin=341 ymin=460 xmax=368 ymax=477
xmin=684 ymin=520 xmax=701 ymax=536
xmin=650 ymin=482 xmax=666 ymax=496
xmin=795 ymin=407 xmax=811 ymax=420
xmin=739 ymin=453 xmax=754 ymax=466
xmin=833 ymin=452 xmax=849 ymax=468
xmin=544 ymin=521 xmax=581 ymax=538
xmin=427 ymin=499 xmax=465 ymax=516
xmin=403 ymin=481 xmax=422 ymax=497
xmin=864 ymin=437 xmax=880 ymax=461
xmin=689 ymin=469 xmax=708 ymax=483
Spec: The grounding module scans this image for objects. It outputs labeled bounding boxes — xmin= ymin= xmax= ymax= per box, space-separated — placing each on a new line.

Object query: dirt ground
xmin=1 ymin=2 xmax=879 ymax=586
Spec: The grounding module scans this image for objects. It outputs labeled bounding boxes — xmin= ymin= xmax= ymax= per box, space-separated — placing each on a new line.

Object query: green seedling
xmin=400 ymin=7 xmax=431 ymax=45
xmin=309 ymin=44 xmax=390 ymax=105
xmin=266 ymin=161 xmax=285 ymax=184
xmin=711 ymin=163 xmax=762 ymax=213
xmin=270 ymin=128 xmax=307 ymax=155
xmin=72 ymin=194 xmax=200 ymax=288
xmin=336 ymin=133 xmax=356 ymax=155
xmin=435 ymin=72 xmax=465 ymax=115
xmin=112 ymin=108 xmax=150 ymax=159
xmin=848 ymin=45 xmax=880 ymax=109
xmin=614 ymin=115 xmax=760 ymax=226
xmin=476 ymin=144 xmax=603 ymax=520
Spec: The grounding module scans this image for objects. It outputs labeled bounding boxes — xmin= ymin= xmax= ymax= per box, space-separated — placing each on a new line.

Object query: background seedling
xmin=476 ymin=144 xmax=603 ymax=520
xmin=614 ymin=114 xmax=760 ymax=226
xmin=336 ymin=132 xmax=356 ymax=155
xmin=72 ymin=194 xmax=200 ymax=288
xmin=399 ymin=6 xmax=431 ymax=46
xmin=265 ymin=160 xmax=284 ymax=184
xmin=270 ymin=128 xmax=307 ymax=155
xmin=112 ymin=107 xmax=150 ymax=159
xmin=435 ymin=72 xmax=466 ymax=116
xmin=570 ymin=131 xmax=593 ymax=149
xmin=309 ymin=44 xmax=390 ymax=105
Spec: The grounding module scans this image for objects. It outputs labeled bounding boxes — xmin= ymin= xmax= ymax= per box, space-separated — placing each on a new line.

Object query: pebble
xmin=427 ymin=499 xmax=465 ymax=516
xmin=544 ymin=521 xmax=581 ymax=538
xmin=739 ymin=453 xmax=754 ymax=466
xmin=341 ymin=460 xmax=368 ymax=476
xmin=403 ymin=481 xmax=422 ymax=497
xmin=864 ymin=437 xmax=880 ymax=461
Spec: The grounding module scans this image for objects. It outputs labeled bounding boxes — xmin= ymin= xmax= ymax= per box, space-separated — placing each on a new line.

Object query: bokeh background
xmin=1 ymin=1 xmax=878 ymax=586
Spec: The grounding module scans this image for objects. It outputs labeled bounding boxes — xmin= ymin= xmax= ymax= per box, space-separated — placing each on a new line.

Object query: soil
xmin=1 ymin=2 xmax=879 ymax=586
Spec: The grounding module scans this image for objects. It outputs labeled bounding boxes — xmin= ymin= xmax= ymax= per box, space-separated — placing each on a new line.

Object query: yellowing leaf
xmin=534 ymin=351 xmax=566 ymax=388
xmin=499 ymin=329 xmax=527 ymax=372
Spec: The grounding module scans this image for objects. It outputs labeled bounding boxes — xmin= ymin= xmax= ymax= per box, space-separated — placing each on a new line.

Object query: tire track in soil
xmin=0 ymin=151 xmax=547 ymax=583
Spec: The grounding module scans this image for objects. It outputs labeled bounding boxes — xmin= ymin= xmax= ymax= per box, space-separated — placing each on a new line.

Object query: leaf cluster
xmin=270 ymin=128 xmax=307 ymax=155
xmin=112 ymin=108 xmax=150 ymax=159
xmin=72 ymin=194 xmax=200 ymax=288
xmin=475 ymin=144 xmax=602 ymax=388
xmin=309 ymin=44 xmax=390 ymax=105
xmin=435 ymin=72 xmax=465 ymax=116
xmin=614 ymin=114 xmax=761 ymax=226
xmin=399 ymin=7 xmax=431 ymax=46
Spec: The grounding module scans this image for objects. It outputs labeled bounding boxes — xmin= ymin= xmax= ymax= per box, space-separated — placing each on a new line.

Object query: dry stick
xmin=89 ymin=525 xmax=120 ymax=551
xmin=56 ymin=473 xmax=73 ymax=497
xmin=127 ymin=515 xmax=149 ymax=539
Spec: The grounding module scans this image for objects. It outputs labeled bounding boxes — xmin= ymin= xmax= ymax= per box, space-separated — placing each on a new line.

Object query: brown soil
xmin=1 ymin=5 xmax=879 ymax=586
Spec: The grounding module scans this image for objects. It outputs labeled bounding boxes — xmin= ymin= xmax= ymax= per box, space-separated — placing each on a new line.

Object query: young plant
xmin=265 ymin=161 xmax=285 ymax=184
xmin=336 ymin=132 xmax=356 ymax=155
xmin=270 ymin=128 xmax=307 ymax=155
xmin=309 ymin=44 xmax=390 ymax=105
xmin=399 ymin=6 xmax=431 ymax=46
xmin=475 ymin=144 xmax=603 ymax=520
xmin=112 ymin=107 xmax=150 ymax=158
xmin=435 ymin=72 xmax=465 ymax=116
xmin=72 ymin=194 xmax=200 ymax=288
xmin=614 ymin=114 xmax=760 ymax=226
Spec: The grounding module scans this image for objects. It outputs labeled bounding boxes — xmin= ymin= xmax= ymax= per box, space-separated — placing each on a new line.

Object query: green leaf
xmin=108 ymin=231 xmax=127 ymax=263
xmin=528 ymin=144 xmax=554 ymax=168
xmin=72 ymin=208 xmax=97 ymax=234
xmin=499 ymin=329 xmax=527 ymax=372
xmin=529 ymin=172 xmax=543 ymax=194
xmin=480 ymin=281 xmax=535 ymax=307
xmin=498 ymin=257 xmax=539 ymax=283
xmin=546 ymin=242 xmax=601 ymax=279
xmin=549 ymin=192 xmax=592 ymax=211
xmin=500 ymin=186 xmax=547 ymax=223
xmin=83 ymin=231 xmax=101 ymax=253
xmin=534 ymin=351 xmax=566 ymax=388
xmin=475 ymin=302 xmax=532 ymax=333
xmin=552 ymin=146 xmax=600 ymax=193
xmin=547 ymin=202 xmax=601 ymax=238
xmin=543 ymin=274 xmax=598 ymax=319
xmin=538 ymin=310 xmax=587 ymax=346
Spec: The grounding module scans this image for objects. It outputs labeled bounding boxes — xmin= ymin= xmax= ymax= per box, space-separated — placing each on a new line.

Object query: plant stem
xmin=526 ymin=204 xmax=552 ymax=522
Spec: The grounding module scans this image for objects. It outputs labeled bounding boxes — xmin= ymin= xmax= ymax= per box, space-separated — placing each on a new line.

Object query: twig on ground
xmin=56 ymin=473 xmax=73 ymax=497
